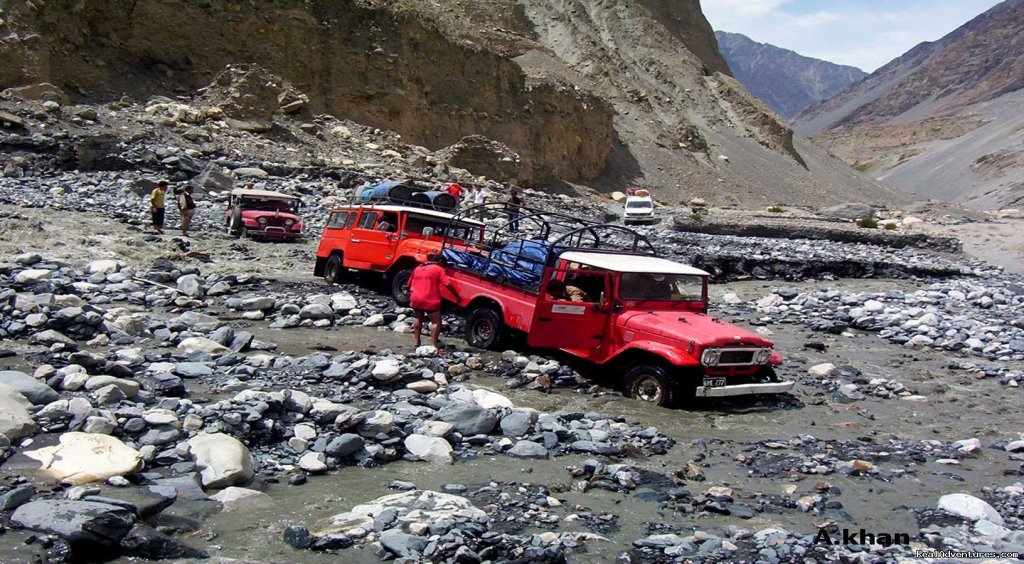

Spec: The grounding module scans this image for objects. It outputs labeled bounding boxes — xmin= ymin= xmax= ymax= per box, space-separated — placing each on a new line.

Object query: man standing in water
xmin=409 ymin=253 xmax=460 ymax=351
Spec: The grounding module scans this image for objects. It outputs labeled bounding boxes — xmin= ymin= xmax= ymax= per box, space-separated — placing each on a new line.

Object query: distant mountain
xmin=715 ymin=31 xmax=867 ymax=119
xmin=793 ymin=0 xmax=1024 ymax=209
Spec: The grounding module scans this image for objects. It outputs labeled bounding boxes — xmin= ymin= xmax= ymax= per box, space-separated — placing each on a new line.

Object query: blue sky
xmin=702 ymin=0 xmax=1003 ymax=72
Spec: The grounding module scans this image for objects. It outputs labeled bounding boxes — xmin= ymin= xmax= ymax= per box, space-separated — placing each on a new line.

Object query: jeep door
xmin=527 ymin=267 xmax=611 ymax=351
xmin=344 ymin=210 xmax=400 ymax=270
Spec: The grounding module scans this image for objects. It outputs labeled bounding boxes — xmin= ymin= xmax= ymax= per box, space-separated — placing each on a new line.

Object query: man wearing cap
xmin=150 ymin=180 xmax=167 ymax=234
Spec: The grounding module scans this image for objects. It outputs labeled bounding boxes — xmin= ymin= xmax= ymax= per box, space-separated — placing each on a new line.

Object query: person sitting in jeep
xmin=546 ymin=279 xmax=589 ymax=302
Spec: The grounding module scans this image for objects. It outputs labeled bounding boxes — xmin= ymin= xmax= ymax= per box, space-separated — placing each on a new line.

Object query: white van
xmin=623 ymin=195 xmax=655 ymax=224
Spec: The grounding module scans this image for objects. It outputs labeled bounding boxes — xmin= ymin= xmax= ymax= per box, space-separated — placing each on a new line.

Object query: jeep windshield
xmin=626 ymin=200 xmax=652 ymax=209
xmin=241 ymin=198 xmax=297 ymax=213
xmin=618 ymin=272 xmax=705 ymax=302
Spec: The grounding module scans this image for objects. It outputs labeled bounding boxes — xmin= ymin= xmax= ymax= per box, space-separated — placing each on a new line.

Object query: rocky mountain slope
xmin=794 ymin=0 xmax=1024 ymax=209
xmin=0 ymin=0 xmax=906 ymax=208
xmin=715 ymin=31 xmax=867 ymax=119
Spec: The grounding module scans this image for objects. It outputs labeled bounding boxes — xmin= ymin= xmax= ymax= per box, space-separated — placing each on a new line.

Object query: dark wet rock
xmin=325 ymin=434 xmax=365 ymax=458
xmin=120 ymin=522 xmax=208 ymax=559
xmin=570 ymin=440 xmax=619 ymax=456
xmin=284 ymin=524 xmax=312 ymax=549
xmin=11 ymin=499 xmax=136 ymax=548
xmin=379 ymin=528 xmax=428 ymax=558
xmin=0 ymin=484 xmax=35 ymax=510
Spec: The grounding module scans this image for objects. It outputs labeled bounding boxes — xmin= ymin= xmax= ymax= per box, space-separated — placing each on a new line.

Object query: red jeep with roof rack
xmin=313 ymin=181 xmax=483 ymax=304
xmin=436 ymin=203 xmax=793 ymax=406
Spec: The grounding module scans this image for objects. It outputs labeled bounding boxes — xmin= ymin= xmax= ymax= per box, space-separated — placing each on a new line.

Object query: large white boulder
xmin=937 ymin=493 xmax=1004 ymax=525
xmin=25 ymin=432 xmax=143 ymax=485
xmin=472 ymin=389 xmax=513 ymax=409
xmin=404 ymin=434 xmax=454 ymax=464
xmin=86 ymin=260 xmax=122 ymax=274
xmin=187 ymin=433 xmax=254 ymax=488
xmin=0 ymin=384 xmax=37 ymax=440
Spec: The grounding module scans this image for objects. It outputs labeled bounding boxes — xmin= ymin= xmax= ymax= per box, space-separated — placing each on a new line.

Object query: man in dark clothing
xmin=409 ymin=254 xmax=460 ymax=350
xmin=507 ymin=188 xmax=522 ymax=232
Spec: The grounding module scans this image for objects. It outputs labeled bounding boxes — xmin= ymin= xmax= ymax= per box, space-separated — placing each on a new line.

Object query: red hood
xmin=619 ymin=310 xmax=773 ymax=348
xmin=242 ymin=210 xmax=301 ymax=221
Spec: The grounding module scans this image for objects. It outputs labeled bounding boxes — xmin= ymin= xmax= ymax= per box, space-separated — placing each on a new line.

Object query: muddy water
xmin=194 ymin=278 xmax=1020 ymax=561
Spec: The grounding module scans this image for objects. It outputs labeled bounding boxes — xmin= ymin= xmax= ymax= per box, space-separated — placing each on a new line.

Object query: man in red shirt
xmin=409 ymin=253 xmax=460 ymax=350
xmin=445 ymin=183 xmax=464 ymax=207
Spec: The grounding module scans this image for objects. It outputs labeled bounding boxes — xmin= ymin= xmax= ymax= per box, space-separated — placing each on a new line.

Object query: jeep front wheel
xmin=390 ymin=268 xmax=413 ymax=306
xmin=465 ymin=307 xmax=505 ymax=350
xmin=229 ymin=208 xmax=244 ymax=238
xmin=625 ymin=365 xmax=676 ymax=407
xmin=324 ymin=255 xmax=344 ymax=283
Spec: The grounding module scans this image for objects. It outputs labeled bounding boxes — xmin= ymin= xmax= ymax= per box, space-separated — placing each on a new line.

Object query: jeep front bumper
xmin=695 ymin=380 xmax=795 ymax=397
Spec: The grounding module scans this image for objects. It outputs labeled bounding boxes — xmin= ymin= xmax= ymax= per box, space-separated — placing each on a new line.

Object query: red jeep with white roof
xmin=437 ymin=203 xmax=793 ymax=406
xmin=314 ymin=202 xmax=483 ymax=304
xmin=225 ymin=188 xmax=305 ymax=240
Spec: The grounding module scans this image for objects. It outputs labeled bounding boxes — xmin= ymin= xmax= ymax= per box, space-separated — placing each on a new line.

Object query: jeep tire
xmin=465 ymin=307 xmax=505 ymax=350
xmin=624 ymin=365 xmax=676 ymax=407
xmin=390 ymin=268 xmax=413 ymax=306
xmin=324 ymin=254 xmax=344 ymax=283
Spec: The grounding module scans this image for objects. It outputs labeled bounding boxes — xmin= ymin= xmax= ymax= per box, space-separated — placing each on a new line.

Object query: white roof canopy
xmin=230 ymin=188 xmax=298 ymax=200
xmin=558 ymin=251 xmax=709 ymax=276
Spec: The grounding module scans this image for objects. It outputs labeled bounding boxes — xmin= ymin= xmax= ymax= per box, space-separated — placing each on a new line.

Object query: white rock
xmin=25 ymin=432 xmax=143 ymax=485
xmin=937 ymin=493 xmax=1004 ymax=525
xmin=86 ymin=260 xmax=122 ymax=274
xmin=187 ymin=433 xmax=254 ymax=488
xmin=808 ymin=363 xmax=836 ymax=377
xmin=720 ymin=293 xmax=742 ymax=305
xmin=418 ymin=421 xmax=454 ymax=437
xmin=415 ymin=345 xmax=438 ymax=356
xmin=362 ymin=313 xmax=386 ymax=327
xmin=372 ymin=359 xmax=402 ymax=381
xmin=974 ymin=519 xmax=1011 ymax=540
xmin=15 ymin=269 xmax=52 ymax=283
xmin=298 ymin=451 xmax=328 ymax=473
xmin=953 ymin=438 xmax=982 ymax=454
xmin=472 ymin=389 xmax=513 ymax=409
xmin=177 ymin=337 xmax=230 ymax=355
xmin=407 ymin=380 xmax=439 ymax=394
xmin=210 ymin=486 xmax=272 ymax=512
xmin=1005 ymin=440 xmax=1024 ymax=452
xmin=294 ymin=423 xmax=317 ymax=441
xmin=403 ymin=434 xmax=454 ymax=464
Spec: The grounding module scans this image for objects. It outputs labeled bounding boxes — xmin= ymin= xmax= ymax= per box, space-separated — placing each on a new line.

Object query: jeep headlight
xmin=285 ymin=219 xmax=295 ymax=227
xmin=258 ymin=217 xmax=267 ymax=225
xmin=701 ymin=349 xmax=720 ymax=366
xmin=755 ymin=348 xmax=772 ymax=364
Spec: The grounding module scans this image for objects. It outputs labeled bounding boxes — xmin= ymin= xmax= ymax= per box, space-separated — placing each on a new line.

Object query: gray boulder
xmin=507 ymin=440 xmax=548 ymax=459
xmin=11 ymin=499 xmax=136 ymax=547
xmin=0 ymin=384 xmax=36 ymax=440
xmin=500 ymin=408 xmax=538 ymax=437
xmin=438 ymin=402 xmax=497 ymax=435
xmin=325 ymin=434 xmax=365 ymax=458
xmin=0 ymin=370 xmax=58 ymax=404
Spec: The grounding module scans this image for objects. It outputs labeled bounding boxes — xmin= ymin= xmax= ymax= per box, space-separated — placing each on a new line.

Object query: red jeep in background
xmin=225 ymin=188 xmax=305 ymax=240
xmin=436 ymin=203 xmax=793 ymax=406
xmin=314 ymin=203 xmax=483 ymax=304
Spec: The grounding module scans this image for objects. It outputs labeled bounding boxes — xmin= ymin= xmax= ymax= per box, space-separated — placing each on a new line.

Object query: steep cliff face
xmin=716 ymin=31 xmax=867 ymax=119
xmin=0 ymin=0 xmax=906 ymax=207
xmin=0 ymin=0 xmax=612 ymax=184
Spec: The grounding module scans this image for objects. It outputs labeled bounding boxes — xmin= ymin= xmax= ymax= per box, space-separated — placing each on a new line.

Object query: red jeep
xmin=436 ymin=204 xmax=793 ymax=406
xmin=225 ymin=188 xmax=305 ymax=240
xmin=314 ymin=202 xmax=483 ymax=304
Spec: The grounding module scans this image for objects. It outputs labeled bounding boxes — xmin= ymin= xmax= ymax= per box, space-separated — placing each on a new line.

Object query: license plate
xmin=703 ymin=377 xmax=727 ymax=388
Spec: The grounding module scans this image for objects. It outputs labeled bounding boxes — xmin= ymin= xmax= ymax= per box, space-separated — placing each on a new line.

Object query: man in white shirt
xmin=473 ymin=185 xmax=488 ymax=218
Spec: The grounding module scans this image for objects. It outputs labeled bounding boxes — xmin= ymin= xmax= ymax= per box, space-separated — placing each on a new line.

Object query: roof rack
xmin=439 ymin=202 xmax=656 ymax=293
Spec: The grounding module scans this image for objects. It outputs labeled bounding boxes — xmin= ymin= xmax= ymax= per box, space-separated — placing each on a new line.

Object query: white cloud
xmin=787 ymin=11 xmax=841 ymax=28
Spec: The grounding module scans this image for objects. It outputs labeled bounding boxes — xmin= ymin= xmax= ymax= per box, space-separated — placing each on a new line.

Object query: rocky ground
xmin=2 ymin=91 xmax=1024 ymax=563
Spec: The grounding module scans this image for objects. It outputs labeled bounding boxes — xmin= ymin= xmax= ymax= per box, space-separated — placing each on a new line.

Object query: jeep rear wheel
xmin=465 ymin=307 xmax=505 ymax=350
xmin=324 ymin=255 xmax=344 ymax=283
xmin=625 ymin=365 xmax=676 ymax=407
xmin=390 ymin=268 xmax=413 ymax=306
